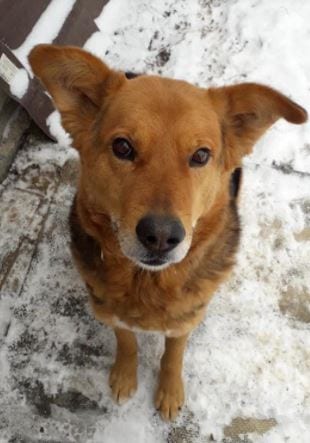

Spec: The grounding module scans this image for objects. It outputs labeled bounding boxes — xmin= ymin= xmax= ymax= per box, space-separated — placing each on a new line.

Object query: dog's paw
xmin=109 ymin=361 xmax=137 ymax=404
xmin=155 ymin=374 xmax=184 ymax=420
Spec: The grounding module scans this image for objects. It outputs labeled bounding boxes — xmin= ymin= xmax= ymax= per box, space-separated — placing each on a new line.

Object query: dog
xmin=29 ymin=44 xmax=307 ymax=420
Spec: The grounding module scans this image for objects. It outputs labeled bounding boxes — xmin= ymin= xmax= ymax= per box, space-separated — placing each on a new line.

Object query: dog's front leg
xmin=155 ymin=333 xmax=189 ymax=420
xmin=109 ymin=327 xmax=138 ymax=404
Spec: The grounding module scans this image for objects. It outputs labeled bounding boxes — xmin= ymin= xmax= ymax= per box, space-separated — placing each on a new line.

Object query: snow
xmin=1 ymin=0 xmax=310 ymax=442
xmin=46 ymin=110 xmax=72 ymax=147
xmin=9 ymin=68 xmax=29 ymax=99
xmin=91 ymin=414 xmax=158 ymax=443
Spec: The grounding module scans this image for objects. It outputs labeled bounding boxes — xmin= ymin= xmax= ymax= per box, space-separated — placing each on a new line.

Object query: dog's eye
xmin=189 ymin=148 xmax=211 ymax=167
xmin=112 ymin=138 xmax=135 ymax=161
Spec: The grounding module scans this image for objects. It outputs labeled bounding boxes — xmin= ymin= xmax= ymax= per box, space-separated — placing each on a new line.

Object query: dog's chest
xmin=89 ymin=265 xmax=207 ymax=337
xmin=112 ymin=316 xmax=176 ymax=337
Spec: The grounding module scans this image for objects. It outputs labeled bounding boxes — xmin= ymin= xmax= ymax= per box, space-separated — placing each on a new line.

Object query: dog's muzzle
xmin=136 ymin=214 xmax=185 ymax=263
xmin=118 ymin=214 xmax=190 ymax=271
xmin=130 ymin=214 xmax=188 ymax=270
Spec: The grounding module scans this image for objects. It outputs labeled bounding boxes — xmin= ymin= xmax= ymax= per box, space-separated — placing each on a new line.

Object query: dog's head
xmin=29 ymin=45 xmax=307 ymax=271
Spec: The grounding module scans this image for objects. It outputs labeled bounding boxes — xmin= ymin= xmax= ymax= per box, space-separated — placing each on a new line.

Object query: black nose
xmin=136 ymin=215 xmax=185 ymax=253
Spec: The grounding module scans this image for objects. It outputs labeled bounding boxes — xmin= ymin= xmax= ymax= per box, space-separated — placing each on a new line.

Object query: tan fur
xmin=29 ymin=44 xmax=307 ymax=420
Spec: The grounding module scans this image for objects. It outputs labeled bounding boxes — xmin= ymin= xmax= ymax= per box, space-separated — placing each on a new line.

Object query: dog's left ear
xmin=208 ymin=83 xmax=308 ymax=170
xmin=29 ymin=44 xmax=125 ymax=149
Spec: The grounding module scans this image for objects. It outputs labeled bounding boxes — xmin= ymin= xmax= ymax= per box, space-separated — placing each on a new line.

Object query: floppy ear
xmin=208 ymin=83 xmax=308 ymax=170
xmin=29 ymin=44 xmax=125 ymax=148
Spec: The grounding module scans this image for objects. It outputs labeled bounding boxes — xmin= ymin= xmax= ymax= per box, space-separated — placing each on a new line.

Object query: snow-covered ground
xmin=1 ymin=1 xmax=310 ymax=442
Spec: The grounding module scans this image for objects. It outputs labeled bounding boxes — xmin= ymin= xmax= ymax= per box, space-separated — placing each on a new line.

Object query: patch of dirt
xmin=18 ymin=378 xmax=106 ymax=418
xmin=224 ymin=417 xmax=276 ymax=440
xmin=294 ymin=227 xmax=310 ymax=242
xmin=156 ymin=47 xmax=171 ymax=66
xmin=167 ymin=412 xmax=200 ymax=443
xmin=279 ymin=286 xmax=310 ymax=323
xmin=56 ymin=340 xmax=108 ymax=368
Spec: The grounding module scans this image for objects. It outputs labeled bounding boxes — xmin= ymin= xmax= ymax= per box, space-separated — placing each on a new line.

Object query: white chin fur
xmin=119 ymin=235 xmax=191 ymax=272
xmin=133 ymin=260 xmax=171 ymax=272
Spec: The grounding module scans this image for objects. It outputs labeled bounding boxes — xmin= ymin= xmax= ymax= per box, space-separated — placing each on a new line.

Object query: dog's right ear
xmin=29 ymin=44 xmax=125 ymax=148
xmin=208 ymin=83 xmax=307 ymax=170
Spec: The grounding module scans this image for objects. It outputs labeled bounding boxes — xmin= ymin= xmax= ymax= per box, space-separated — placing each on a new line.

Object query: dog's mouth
xmin=141 ymin=257 xmax=166 ymax=265
xmin=137 ymin=255 xmax=170 ymax=271
xmin=120 ymin=238 xmax=191 ymax=272
xmin=118 ymin=228 xmax=192 ymax=272
xmin=140 ymin=256 xmax=168 ymax=267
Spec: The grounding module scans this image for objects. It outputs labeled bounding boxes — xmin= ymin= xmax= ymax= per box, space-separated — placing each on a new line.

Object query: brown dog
xmin=29 ymin=45 xmax=307 ymax=420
